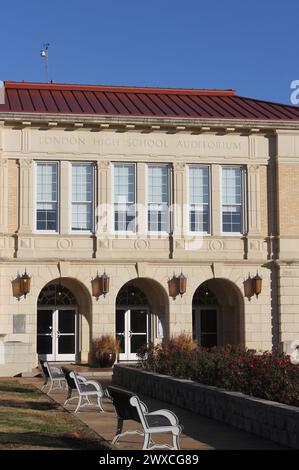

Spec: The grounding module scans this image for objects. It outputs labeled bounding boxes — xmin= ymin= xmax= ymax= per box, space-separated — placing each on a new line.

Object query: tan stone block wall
xmin=8 ymin=159 xmax=18 ymax=232
xmin=279 ymin=266 xmax=299 ymax=343
xmin=0 ymin=260 xmax=274 ymax=376
xmin=277 ymin=164 xmax=299 ymax=236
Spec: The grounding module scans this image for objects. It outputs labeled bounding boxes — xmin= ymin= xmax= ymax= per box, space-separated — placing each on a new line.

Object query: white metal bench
xmin=39 ymin=360 xmax=67 ymax=395
xmin=108 ymin=386 xmax=182 ymax=450
xmin=69 ymin=371 xmax=104 ymax=413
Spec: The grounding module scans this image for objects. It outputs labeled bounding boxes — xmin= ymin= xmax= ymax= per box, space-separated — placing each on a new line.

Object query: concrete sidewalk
xmin=27 ymin=377 xmax=286 ymax=451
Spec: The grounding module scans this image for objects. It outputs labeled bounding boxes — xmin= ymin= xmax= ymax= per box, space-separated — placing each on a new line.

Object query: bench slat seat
xmin=146 ymin=415 xmax=174 ymax=427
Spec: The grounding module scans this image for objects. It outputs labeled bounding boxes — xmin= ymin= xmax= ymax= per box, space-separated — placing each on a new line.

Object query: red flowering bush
xmin=137 ymin=342 xmax=299 ymax=407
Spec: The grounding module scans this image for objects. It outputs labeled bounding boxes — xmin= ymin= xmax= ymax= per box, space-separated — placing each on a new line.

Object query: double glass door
xmin=116 ymin=307 xmax=149 ymax=361
xmin=37 ymin=307 xmax=78 ymax=361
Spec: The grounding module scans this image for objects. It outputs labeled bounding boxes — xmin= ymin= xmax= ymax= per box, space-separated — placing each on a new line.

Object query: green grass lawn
xmin=0 ymin=380 xmax=111 ymax=450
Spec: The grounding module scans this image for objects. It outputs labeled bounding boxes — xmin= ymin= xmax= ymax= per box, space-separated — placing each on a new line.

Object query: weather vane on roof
xmin=40 ymin=43 xmax=50 ymax=83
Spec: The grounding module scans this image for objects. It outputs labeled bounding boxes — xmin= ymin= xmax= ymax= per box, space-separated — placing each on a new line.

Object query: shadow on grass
xmin=0 ymin=431 xmax=107 ymax=450
xmin=0 ymin=384 xmax=38 ymax=395
xmin=0 ymin=400 xmax=59 ymax=411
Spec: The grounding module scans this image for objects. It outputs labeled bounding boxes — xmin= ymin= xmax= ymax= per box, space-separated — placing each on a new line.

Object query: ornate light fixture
xmin=168 ymin=272 xmax=187 ymax=300
xmin=168 ymin=273 xmax=178 ymax=300
xmin=91 ymin=271 xmax=110 ymax=300
xmin=12 ymin=269 xmax=31 ymax=301
xmin=252 ymin=272 xmax=262 ymax=298
xmin=243 ymin=272 xmax=262 ymax=301
xmin=177 ymin=272 xmax=187 ymax=297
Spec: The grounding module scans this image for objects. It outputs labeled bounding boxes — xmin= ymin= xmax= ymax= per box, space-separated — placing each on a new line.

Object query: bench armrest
xmin=129 ymin=396 xmax=148 ymax=413
xmin=146 ymin=409 xmax=180 ymax=426
xmin=76 ymin=375 xmax=88 ymax=383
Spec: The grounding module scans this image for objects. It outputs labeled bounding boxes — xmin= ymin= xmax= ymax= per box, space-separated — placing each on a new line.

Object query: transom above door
xmin=116 ymin=307 xmax=149 ymax=361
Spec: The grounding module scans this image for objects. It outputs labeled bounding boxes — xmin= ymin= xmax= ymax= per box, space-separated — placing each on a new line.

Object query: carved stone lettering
xmin=26 ymin=131 xmax=248 ymax=157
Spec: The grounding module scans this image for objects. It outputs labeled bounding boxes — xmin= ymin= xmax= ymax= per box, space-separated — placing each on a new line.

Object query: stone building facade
xmin=0 ymin=81 xmax=298 ymax=376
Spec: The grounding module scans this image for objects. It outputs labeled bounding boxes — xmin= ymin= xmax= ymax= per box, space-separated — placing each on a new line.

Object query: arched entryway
xmin=37 ymin=279 xmax=91 ymax=362
xmin=116 ymin=278 xmax=168 ymax=361
xmin=192 ymin=279 xmax=244 ymax=348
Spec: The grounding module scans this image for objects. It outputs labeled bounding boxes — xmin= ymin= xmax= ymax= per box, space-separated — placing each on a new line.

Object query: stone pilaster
xmin=211 ymin=164 xmax=221 ymax=236
xmin=60 ymin=161 xmax=70 ymax=234
xmin=0 ymin=121 xmax=4 ymax=153
xmin=172 ymin=162 xmax=185 ymax=238
xmin=96 ymin=160 xmax=111 ymax=236
xmin=0 ymin=158 xmax=8 ymax=234
xmin=247 ymin=165 xmax=261 ymax=235
xmin=136 ymin=162 xmax=147 ymax=237
xmin=18 ymin=158 xmax=33 ymax=234
xmin=246 ymin=164 xmax=264 ymax=260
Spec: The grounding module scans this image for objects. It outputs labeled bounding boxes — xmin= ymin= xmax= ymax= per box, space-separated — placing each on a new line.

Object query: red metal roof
xmin=1 ymin=81 xmax=299 ymax=121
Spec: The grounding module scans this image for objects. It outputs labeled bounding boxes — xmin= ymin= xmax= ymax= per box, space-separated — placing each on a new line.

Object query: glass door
xmin=116 ymin=307 xmax=149 ymax=361
xmin=200 ymin=309 xmax=218 ymax=348
xmin=37 ymin=308 xmax=77 ymax=361
xmin=194 ymin=307 xmax=218 ymax=348
xmin=37 ymin=309 xmax=54 ymax=360
xmin=57 ymin=309 xmax=77 ymax=361
xmin=116 ymin=309 xmax=126 ymax=360
xmin=128 ymin=308 xmax=148 ymax=360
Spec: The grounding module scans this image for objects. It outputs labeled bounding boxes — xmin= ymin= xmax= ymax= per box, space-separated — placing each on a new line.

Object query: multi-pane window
xmin=71 ymin=163 xmax=94 ymax=231
xmin=114 ymin=164 xmax=136 ymax=232
xmin=148 ymin=165 xmax=170 ymax=232
xmin=189 ymin=165 xmax=210 ymax=232
xmin=221 ymin=166 xmax=244 ymax=233
xmin=36 ymin=162 xmax=58 ymax=231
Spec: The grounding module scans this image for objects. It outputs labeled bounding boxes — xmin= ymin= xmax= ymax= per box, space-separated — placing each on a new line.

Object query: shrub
xmin=92 ymin=335 xmax=120 ymax=360
xmin=137 ymin=342 xmax=299 ymax=407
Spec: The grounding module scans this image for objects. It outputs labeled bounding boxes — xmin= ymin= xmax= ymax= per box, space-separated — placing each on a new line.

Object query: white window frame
xmin=146 ymin=164 xmax=171 ymax=235
xmin=69 ymin=162 xmax=95 ymax=234
xmin=112 ymin=163 xmax=137 ymax=234
xmin=220 ymin=165 xmax=246 ymax=236
xmin=187 ymin=164 xmax=211 ymax=235
xmin=34 ymin=161 xmax=59 ymax=234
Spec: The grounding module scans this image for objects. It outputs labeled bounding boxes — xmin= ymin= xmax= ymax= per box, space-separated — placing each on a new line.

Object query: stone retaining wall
xmin=112 ymin=364 xmax=299 ymax=449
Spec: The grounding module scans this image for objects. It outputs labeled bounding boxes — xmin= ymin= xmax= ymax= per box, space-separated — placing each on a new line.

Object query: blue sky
xmin=1 ymin=0 xmax=298 ymax=104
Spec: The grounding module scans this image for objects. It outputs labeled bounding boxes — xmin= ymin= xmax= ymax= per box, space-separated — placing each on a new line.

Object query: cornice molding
xmin=1 ymin=112 xmax=299 ymax=133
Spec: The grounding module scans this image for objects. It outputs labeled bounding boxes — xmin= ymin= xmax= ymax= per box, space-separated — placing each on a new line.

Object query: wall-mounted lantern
xmin=91 ymin=271 xmax=110 ymax=300
xmin=12 ymin=269 xmax=31 ymax=301
xmin=168 ymin=273 xmax=178 ymax=300
xmin=243 ymin=272 xmax=262 ymax=301
xmin=168 ymin=272 xmax=187 ymax=300
xmin=252 ymin=272 xmax=262 ymax=298
xmin=177 ymin=272 xmax=187 ymax=297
